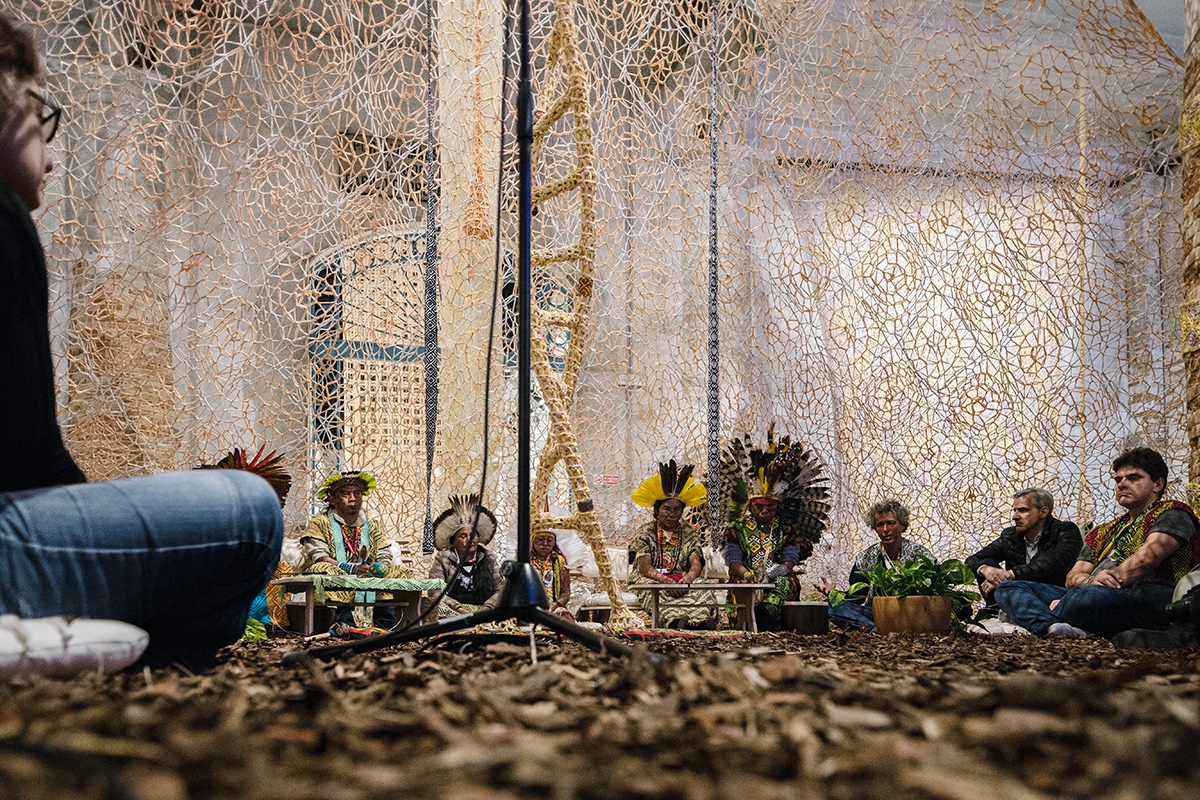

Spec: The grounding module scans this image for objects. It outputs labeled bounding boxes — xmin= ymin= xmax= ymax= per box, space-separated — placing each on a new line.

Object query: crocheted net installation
xmin=13 ymin=0 xmax=1184 ymax=584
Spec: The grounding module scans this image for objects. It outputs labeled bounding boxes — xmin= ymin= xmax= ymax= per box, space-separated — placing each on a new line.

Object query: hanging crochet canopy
xmin=14 ymin=0 xmax=1184 ymax=588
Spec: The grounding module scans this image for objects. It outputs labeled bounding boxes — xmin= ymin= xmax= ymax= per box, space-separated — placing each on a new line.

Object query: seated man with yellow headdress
xmin=628 ymin=461 xmax=717 ymax=629
xmin=721 ymin=429 xmax=831 ymax=631
xmin=300 ymin=470 xmax=413 ymax=628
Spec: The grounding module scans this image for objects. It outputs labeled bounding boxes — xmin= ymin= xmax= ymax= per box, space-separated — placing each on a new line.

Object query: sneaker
xmin=1047 ymin=622 xmax=1089 ymax=637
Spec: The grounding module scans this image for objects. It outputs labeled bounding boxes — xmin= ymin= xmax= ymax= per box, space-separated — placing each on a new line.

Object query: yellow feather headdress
xmin=632 ymin=459 xmax=707 ymax=508
xmin=317 ymin=470 xmax=377 ymax=501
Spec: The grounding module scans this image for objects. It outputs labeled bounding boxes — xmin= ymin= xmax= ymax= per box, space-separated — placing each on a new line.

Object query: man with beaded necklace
xmin=721 ymin=430 xmax=831 ymax=631
xmin=996 ymin=448 xmax=1200 ymax=638
xmin=628 ymin=460 xmax=715 ymax=629
xmin=300 ymin=470 xmax=412 ymax=627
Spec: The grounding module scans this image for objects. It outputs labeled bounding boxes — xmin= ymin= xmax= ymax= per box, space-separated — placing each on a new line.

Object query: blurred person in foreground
xmin=0 ymin=13 xmax=282 ymax=671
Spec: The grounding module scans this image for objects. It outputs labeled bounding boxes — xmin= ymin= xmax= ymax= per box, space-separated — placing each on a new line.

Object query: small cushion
xmin=281 ymin=538 xmax=305 ymax=569
xmin=0 ymin=615 xmax=149 ymax=677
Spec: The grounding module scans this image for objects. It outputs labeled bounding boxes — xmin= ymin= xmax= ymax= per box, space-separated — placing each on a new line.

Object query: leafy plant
xmin=827 ymin=555 xmax=981 ymax=630
xmin=243 ymin=617 xmax=268 ymax=641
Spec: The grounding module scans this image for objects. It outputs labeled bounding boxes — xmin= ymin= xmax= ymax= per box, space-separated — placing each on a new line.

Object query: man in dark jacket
xmin=965 ymin=488 xmax=1082 ymax=616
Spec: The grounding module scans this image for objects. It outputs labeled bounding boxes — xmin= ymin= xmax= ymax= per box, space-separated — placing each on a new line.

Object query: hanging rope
xmin=421 ymin=0 xmax=441 ymax=554
xmin=706 ymin=0 xmax=722 ymax=548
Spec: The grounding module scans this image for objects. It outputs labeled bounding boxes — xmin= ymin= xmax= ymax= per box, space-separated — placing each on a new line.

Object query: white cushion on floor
xmin=281 ymin=538 xmax=305 ymax=569
xmin=972 ymin=617 xmax=1030 ymax=635
xmin=575 ymin=590 xmax=638 ymax=607
xmin=0 ymin=615 xmax=149 ymax=677
xmin=1173 ymin=566 xmax=1200 ymax=603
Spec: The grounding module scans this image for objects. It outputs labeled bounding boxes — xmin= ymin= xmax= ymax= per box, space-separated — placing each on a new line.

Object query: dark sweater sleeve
xmin=965 ymin=533 xmax=1009 ymax=574
xmin=845 ymin=563 xmax=871 ymax=603
xmin=1009 ymin=520 xmax=1083 ymax=585
xmin=0 ymin=187 xmax=85 ymax=492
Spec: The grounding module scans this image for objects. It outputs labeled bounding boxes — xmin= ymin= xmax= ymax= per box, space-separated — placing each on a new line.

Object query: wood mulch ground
xmin=1 ymin=631 xmax=1197 ymax=799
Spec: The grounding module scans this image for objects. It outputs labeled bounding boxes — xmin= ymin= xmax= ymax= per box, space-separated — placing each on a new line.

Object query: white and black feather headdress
xmin=433 ymin=494 xmax=498 ymax=550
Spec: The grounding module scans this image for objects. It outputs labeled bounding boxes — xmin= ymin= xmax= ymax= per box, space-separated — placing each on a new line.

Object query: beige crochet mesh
xmin=14 ymin=0 xmax=1185 ymax=587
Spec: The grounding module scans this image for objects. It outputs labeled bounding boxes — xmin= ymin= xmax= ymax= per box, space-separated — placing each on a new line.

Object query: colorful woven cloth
xmin=304 ymin=576 xmax=444 ymax=603
xmin=1084 ymin=500 xmax=1200 ymax=582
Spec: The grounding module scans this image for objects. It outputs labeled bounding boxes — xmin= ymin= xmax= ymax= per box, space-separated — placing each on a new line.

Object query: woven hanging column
xmin=705 ymin=0 xmax=722 ymax=547
xmin=433 ymin=0 xmax=506 ymax=507
xmin=1183 ymin=2 xmax=1200 ymax=502
xmin=421 ymin=0 xmax=441 ymax=554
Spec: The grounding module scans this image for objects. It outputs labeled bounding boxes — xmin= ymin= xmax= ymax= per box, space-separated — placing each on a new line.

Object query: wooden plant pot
xmin=872 ymin=595 xmax=952 ymax=634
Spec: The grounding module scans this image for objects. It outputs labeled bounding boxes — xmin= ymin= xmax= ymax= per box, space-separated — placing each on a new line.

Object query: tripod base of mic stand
xmin=285 ymin=561 xmax=634 ymax=665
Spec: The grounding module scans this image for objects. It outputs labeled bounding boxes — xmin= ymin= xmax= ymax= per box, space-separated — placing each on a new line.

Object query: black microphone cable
xmin=378 ymin=0 xmax=516 ymax=637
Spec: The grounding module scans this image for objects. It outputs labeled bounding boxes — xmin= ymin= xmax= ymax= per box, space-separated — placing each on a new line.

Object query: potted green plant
xmin=828 ymin=556 xmax=980 ymax=633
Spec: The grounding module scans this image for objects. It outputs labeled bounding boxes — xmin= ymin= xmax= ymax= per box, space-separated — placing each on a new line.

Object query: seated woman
xmin=531 ymin=529 xmax=574 ymax=618
xmin=300 ymin=470 xmax=413 ymax=629
xmin=628 ymin=461 xmax=716 ymax=629
xmin=427 ymin=494 xmax=504 ymax=618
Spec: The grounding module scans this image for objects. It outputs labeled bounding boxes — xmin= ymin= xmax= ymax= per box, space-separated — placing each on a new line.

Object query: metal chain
xmin=706 ymin=0 xmax=723 ymax=548
xmin=422 ymin=0 xmax=441 ymax=554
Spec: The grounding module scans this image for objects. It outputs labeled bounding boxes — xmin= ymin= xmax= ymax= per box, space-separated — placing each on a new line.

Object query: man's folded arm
xmin=965 ymin=535 xmax=1007 ymax=575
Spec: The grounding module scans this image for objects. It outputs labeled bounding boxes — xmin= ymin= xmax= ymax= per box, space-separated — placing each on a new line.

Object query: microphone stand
xmin=286 ymin=0 xmax=632 ymax=665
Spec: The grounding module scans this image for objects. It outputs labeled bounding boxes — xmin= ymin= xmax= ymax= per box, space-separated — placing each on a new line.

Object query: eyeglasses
xmin=25 ymin=88 xmax=62 ymax=143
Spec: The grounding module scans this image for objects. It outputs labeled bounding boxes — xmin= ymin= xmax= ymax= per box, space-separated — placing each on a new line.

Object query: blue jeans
xmin=828 ymin=600 xmax=875 ymax=630
xmin=0 ymin=471 xmax=283 ymax=669
xmin=994 ymin=579 xmax=1174 ymax=638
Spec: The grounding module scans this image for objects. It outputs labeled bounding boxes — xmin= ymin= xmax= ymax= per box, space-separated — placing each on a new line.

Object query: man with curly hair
xmin=826 ymin=499 xmax=935 ymax=630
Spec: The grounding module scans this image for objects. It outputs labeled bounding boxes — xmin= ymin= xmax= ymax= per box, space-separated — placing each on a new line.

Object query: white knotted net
xmin=13 ymin=0 xmax=1184 ymax=586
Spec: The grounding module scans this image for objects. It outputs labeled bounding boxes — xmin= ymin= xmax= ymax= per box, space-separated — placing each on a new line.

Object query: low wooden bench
xmin=640 ymin=582 xmax=775 ymax=631
xmin=271 ymin=575 xmax=445 ymax=635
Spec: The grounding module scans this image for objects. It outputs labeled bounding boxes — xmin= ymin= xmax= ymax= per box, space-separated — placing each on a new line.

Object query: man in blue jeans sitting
xmin=0 ymin=14 xmax=283 ymax=670
xmin=995 ymin=448 xmax=1199 ymax=638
